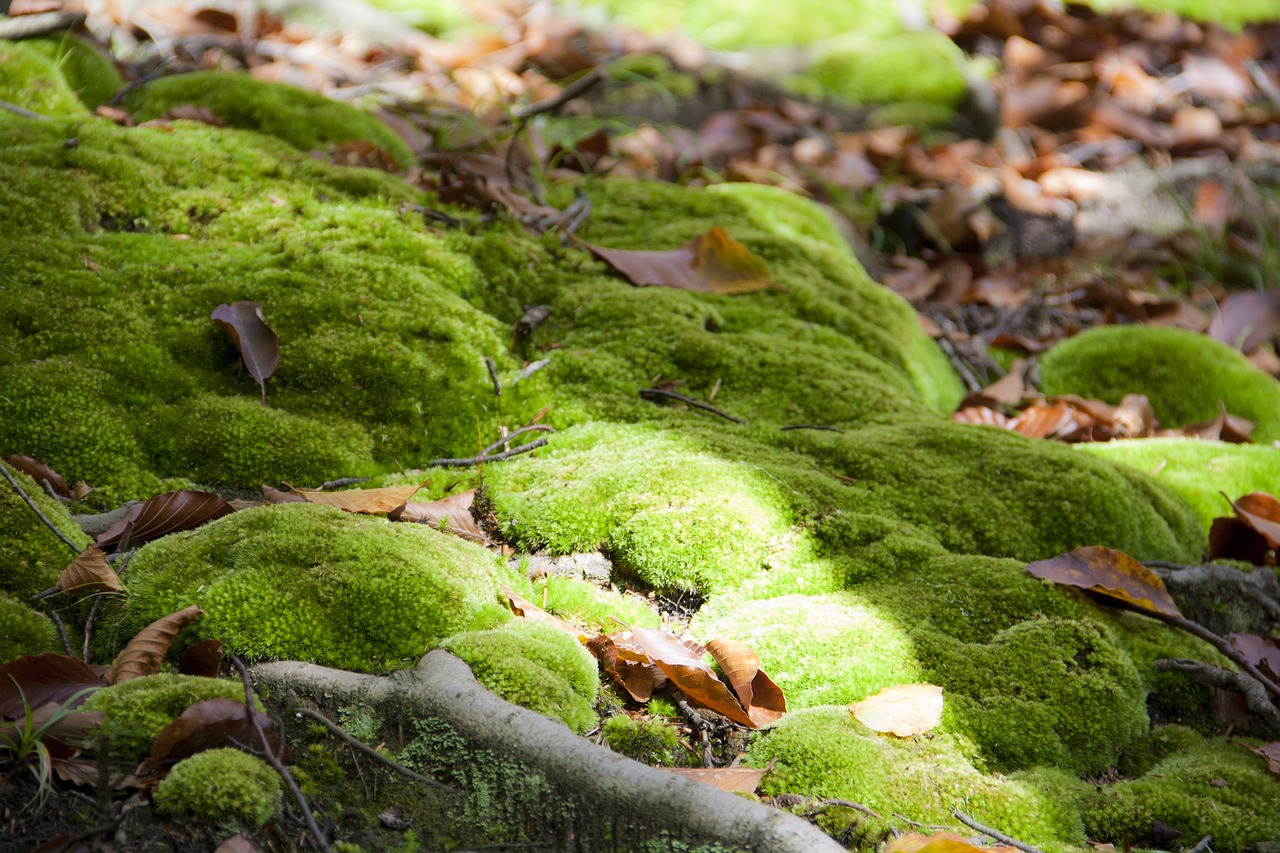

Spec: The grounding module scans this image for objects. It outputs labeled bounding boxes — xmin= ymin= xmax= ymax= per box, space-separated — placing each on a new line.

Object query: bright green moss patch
xmin=441 ymin=619 xmax=599 ymax=733
xmin=153 ymin=748 xmax=282 ymax=831
xmin=1085 ymin=732 xmax=1280 ymax=851
xmin=1074 ymin=437 xmax=1280 ymax=534
xmin=0 ymin=592 xmax=61 ymax=663
xmin=83 ymin=674 xmax=260 ymax=761
xmin=24 ymin=35 xmax=123 ymax=109
xmin=530 ymin=576 xmax=660 ymax=633
xmin=100 ymin=504 xmax=518 ymax=672
xmin=809 ymin=31 xmax=969 ymax=106
xmin=124 ymin=71 xmax=414 ymax=165
xmin=601 ymin=714 xmax=691 ymax=765
xmin=0 ymin=464 xmax=89 ymax=599
xmin=1040 ymin=326 xmax=1280 ymax=442
xmin=0 ymin=41 xmax=90 ymax=119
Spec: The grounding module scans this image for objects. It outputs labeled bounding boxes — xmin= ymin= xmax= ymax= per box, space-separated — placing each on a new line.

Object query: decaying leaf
xmin=1230 ymin=633 xmax=1280 ymax=681
xmin=1251 ymin=742 xmax=1280 ymax=775
xmin=179 ymin=638 xmax=225 ymax=678
xmin=107 ymin=605 xmax=205 ymax=684
xmin=1228 ymin=492 xmax=1280 ymax=548
xmin=96 ymin=489 xmax=237 ymax=551
xmin=148 ymin=696 xmax=281 ymax=767
xmin=391 ymin=489 xmax=487 ymax=541
xmin=212 ymin=301 xmax=280 ymax=404
xmin=850 ymin=683 xmax=943 ymax=737
xmin=216 ymin=834 xmax=261 ymax=853
xmin=261 ymin=484 xmax=305 ymax=504
xmin=1180 ymin=403 xmax=1254 ymax=443
xmin=1026 ymin=545 xmax=1183 ymax=617
xmin=583 ymin=228 xmax=778 ymax=295
xmin=0 ymin=654 xmax=107 ymax=719
xmin=660 ymin=765 xmax=768 ymax=792
xmin=56 ymin=547 xmax=123 ymax=595
xmin=1209 ymin=290 xmax=1280 ymax=353
xmin=887 ymin=833 xmax=1020 ymax=853
xmin=629 ymin=628 xmax=756 ymax=728
xmin=1209 ymin=516 xmax=1274 ymax=564
xmin=286 ymin=483 xmax=424 ymax=515
xmin=503 ymin=587 xmax=585 ymax=638
xmin=705 ymin=638 xmax=786 ymax=727
xmin=587 ymin=634 xmax=662 ymax=702
xmin=3 ymin=454 xmax=69 ymax=497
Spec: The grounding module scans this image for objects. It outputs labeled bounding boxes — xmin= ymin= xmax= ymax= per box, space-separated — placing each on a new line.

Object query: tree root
xmin=1155 ymin=658 xmax=1280 ymax=736
xmin=252 ymin=650 xmax=843 ymax=853
xmin=1145 ymin=560 xmax=1280 ymax=636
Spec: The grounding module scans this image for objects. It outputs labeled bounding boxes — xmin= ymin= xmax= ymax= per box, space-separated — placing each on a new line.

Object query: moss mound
xmin=1040 ymin=326 xmax=1280 ymax=442
xmin=0 ymin=592 xmax=61 ymax=663
xmin=809 ymin=31 xmax=970 ymax=106
xmin=0 ymin=463 xmax=89 ymax=599
xmin=0 ymin=40 xmax=90 ymax=120
xmin=153 ymin=747 xmax=282 ymax=831
xmin=23 ymin=35 xmax=123 ymax=109
xmin=99 ymin=504 xmax=518 ymax=673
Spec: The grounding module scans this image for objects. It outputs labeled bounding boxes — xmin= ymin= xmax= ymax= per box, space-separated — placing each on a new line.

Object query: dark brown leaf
xmin=96 ymin=489 xmax=236 ymax=551
xmin=3 ymin=454 xmax=69 ymax=497
xmin=583 ymin=228 xmax=778 ymax=295
xmin=262 ymin=484 xmax=306 ymax=504
xmin=705 ymin=638 xmax=786 ymax=727
xmin=1208 ymin=290 xmax=1280 ymax=354
xmin=56 ymin=547 xmax=123 ymax=595
xmin=391 ymin=489 xmax=487 ymax=541
xmin=1230 ymin=633 xmax=1280 ymax=682
xmin=629 ymin=628 xmax=756 ymax=727
xmin=212 ymin=301 xmax=280 ymax=404
xmin=1250 ymin=742 xmax=1280 ymax=776
xmin=1208 ymin=516 xmax=1273 ymax=564
xmin=148 ymin=697 xmax=280 ymax=768
xmin=1231 ymin=492 xmax=1280 ymax=548
xmin=0 ymin=654 xmax=106 ymax=720
xmin=107 ymin=605 xmax=204 ymax=684
xmin=179 ymin=639 xmax=225 ymax=678
xmin=1026 ymin=545 xmax=1182 ymax=617
xmin=1179 ymin=403 xmax=1254 ymax=443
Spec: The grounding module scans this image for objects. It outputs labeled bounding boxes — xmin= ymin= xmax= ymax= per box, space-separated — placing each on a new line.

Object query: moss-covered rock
xmin=1040 ymin=326 xmax=1280 ymax=442
xmin=441 ymin=619 xmax=599 ymax=733
xmin=82 ymin=673 xmax=262 ymax=761
xmin=98 ymin=504 xmax=520 ymax=673
xmin=153 ymin=747 xmax=282 ymax=831
xmin=0 ymin=463 xmax=89 ymax=599
xmin=0 ymin=592 xmax=61 ymax=663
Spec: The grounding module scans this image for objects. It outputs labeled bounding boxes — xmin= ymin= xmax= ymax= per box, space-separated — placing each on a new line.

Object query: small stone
xmin=379 ymin=805 xmax=411 ymax=830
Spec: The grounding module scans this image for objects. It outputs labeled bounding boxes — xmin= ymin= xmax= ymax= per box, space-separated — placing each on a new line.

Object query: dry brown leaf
xmin=582 ymin=228 xmax=778 ymax=295
xmin=659 ymin=765 xmax=767 ymax=792
xmin=1179 ymin=403 xmax=1254 ymax=443
xmin=1209 ymin=290 xmax=1280 ymax=354
xmin=262 ymin=484 xmax=305 ymax=504
xmin=850 ymin=683 xmax=943 ymax=737
xmin=148 ymin=696 xmax=281 ymax=768
xmin=503 ymin=586 xmax=586 ymax=639
xmin=107 ymin=605 xmax=204 ymax=684
xmin=179 ymin=638 xmax=225 ymax=678
xmin=212 ymin=301 xmax=279 ymax=404
xmin=96 ymin=489 xmax=237 ymax=551
xmin=705 ymin=638 xmax=786 ymax=727
xmin=288 ymin=483 xmax=424 ymax=515
xmin=1230 ymin=633 xmax=1280 ymax=681
xmin=1025 ymin=545 xmax=1182 ymax=617
xmin=587 ymin=634 xmax=662 ymax=701
xmin=56 ymin=547 xmax=123 ymax=595
xmin=0 ymin=654 xmax=106 ymax=720
xmin=3 ymin=454 xmax=69 ymax=497
xmin=627 ymin=628 xmax=756 ymax=727
xmin=1251 ymin=742 xmax=1280 ymax=775
xmin=1009 ymin=402 xmax=1090 ymax=440
xmin=951 ymin=406 xmax=1012 ymax=429
xmin=1231 ymin=492 xmax=1280 ymax=548
xmin=391 ymin=489 xmax=487 ymax=542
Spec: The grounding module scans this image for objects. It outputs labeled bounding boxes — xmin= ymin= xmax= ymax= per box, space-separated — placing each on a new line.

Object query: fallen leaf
xmin=1209 ymin=290 xmax=1280 ymax=353
xmin=1230 ymin=633 xmax=1280 ymax=681
xmin=888 ymin=833 xmax=1021 ymax=853
xmin=261 ymin=484 xmax=306 ymax=504
xmin=1025 ymin=546 xmax=1182 ymax=617
xmin=179 ymin=639 xmax=225 ymax=678
xmin=96 ymin=489 xmax=237 ymax=551
xmin=587 ymin=634 xmax=662 ymax=702
xmin=1208 ymin=516 xmax=1273 ymax=564
xmin=503 ymin=587 xmax=585 ymax=638
xmin=705 ymin=638 xmax=786 ymax=727
xmin=1228 ymin=492 xmax=1280 ymax=548
xmin=1179 ymin=403 xmax=1253 ymax=443
xmin=287 ymin=483 xmax=424 ymax=515
xmin=148 ymin=697 xmax=281 ymax=768
xmin=56 ymin=547 xmax=123 ymax=596
xmin=107 ymin=605 xmax=205 ymax=684
xmin=0 ymin=654 xmax=106 ymax=720
xmin=629 ymin=628 xmax=757 ymax=727
xmin=3 ymin=454 xmax=69 ymax=497
xmin=216 ymin=834 xmax=261 ymax=853
xmin=332 ymin=140 xmax=400 ymax=172
xmin=391 ymin=489 xmax=487 ymax=541
xmin=659 ymin=765 xmax=767 ymax=792
xmin=1251 ymin=742 xmax=1280 ymax=775
xmin=212 ymin=301 xmax=280 ymax=404
xmin=582 ymin=228 xmax=778 ymax=295
xmin=950 ymin=406 xmax=1011 ymax=429
xmin=1009 ymin=402 xmax=1091 ymax=440
xmin=850 ymin=683 xmax=943 ymax=737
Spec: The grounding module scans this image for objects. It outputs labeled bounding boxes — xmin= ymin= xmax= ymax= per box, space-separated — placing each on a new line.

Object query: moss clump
xmin=914 ymin=618 xmax=1148 ymax=775
xmin=153 ymin=748 xmax=282 ymax=831
xmin=441 ymin=619 xmax=599 ymax=733
xmin=82 ymin=673 xmax=261 ymax=761
xmin=0 ymin=40 xmax=91 ymax=119
xmin=809 ymin=31 xmax=970 ymax=106
xmin=530 ymin=575 xmax=660 ymax=633
xmin=1085 ymin=732 xmax=1280 ymax=851
xmin=0 ymin=592 xmax=61 ymax=663
xmin=749 ymin=706 xmax=1086 ymax=847
xmin=601 ymin=714 xmax=690 ymax=766
xmin=0 ymin=463 xmax=90 ymax=599
xmin=1074 ymin=437 xmax=1280 ymax=534
xmin=100 ymin=504 xmax=519 ymax=673
xmin=1040 ymin=326 xmax=1280 ymax=442
xmin=124 ymin=71 xmax=413 ymax=165
xmin=23 ymin=35 xmax=123 ymax=109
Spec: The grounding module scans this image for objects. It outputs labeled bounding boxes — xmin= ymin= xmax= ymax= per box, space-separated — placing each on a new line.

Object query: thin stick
xmin=0 ymin=99 xmax=47 ymax=120
xmin=320 ymin=477 xmax=369 ymax=491
xmin=820 ymin=799 xmax=882 ymax=820
xmin=780 ymin=424 xmax=845 ymax=433
xmin=294 ymin=708 xmax=452 ymax=790
xmin=428 ymin=438 xmax=549 ymax=468
xmin=0 ymin=462 xmax=82 ymax=556
xmin=511 ymin=66 xmax=605 ymax=120
xmin=484 ymin=357 xmax=502 ymax=397
xmin=50 ymin=611 xmax=72 ymax=657
xmin=953 ymin=810 xmax=1043 ymax=853
xmin=230 ymin=656 xmax=333 ymax=853
xmin=1156 ymin=658 xmax=1280 ymax=733
xmin=83 ymin=597 xmax=103 ymax=661
xmin=1188 ymin=835 xmax=1213 ymax=853
xmin=639 ymin=388 xmax=744 ymax=424
xmin=481 ymin=424 xmax=553 ymax=457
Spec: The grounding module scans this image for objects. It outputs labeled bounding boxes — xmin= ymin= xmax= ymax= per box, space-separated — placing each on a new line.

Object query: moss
xmin=82 ymin=673 xmax=260 ymax=761
xmin=153 ymin=747 xmax=282 ymax=831
xmin=0 ymin=592 xmax=61 ymax=663
xmin=748 ymin=706 xmax=1086 ymax=847
xmin=601 ymin=714 xmax=691 ymax=765
xmin=1074 ymin=437 xmax=1280 ymax=534
xmin=124 ymin=71 xmax=413 ymax=165
xmin=441 ymin=619 xmax=599 ymax=733
xmin=530 ymin=576 xmax=660 ymax=633
xmin=0 ymin=40 xmax=91 ymax=120
xmin=23 ymin=35 xmax=123 ymax=109
xmin=99 ymin=504 xmax=519 ymax=673
xmin=1040 ymin=326 xmax=1280 ymax=442
xmin=809 ymin=31 xmax=970 ymax=106
xmin=0 ymin=463 xmax=90 ymax=599
xmin=913 ymin=618 xmax=1148 ymax=776
xmin=1084 ymin=732 xmax=1280 ymax=851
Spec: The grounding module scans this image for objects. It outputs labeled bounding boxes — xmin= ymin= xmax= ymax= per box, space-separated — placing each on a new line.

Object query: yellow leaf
xmin=850 ymin=683 xmax=943 ymax=737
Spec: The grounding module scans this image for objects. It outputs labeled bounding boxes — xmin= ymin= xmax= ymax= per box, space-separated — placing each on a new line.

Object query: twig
xmin=230 ymin=656 xmax=333 ymax=853
xmin=294 ymin=708 xmax=452 ymax=790
xmin=83 ymin=596 xmax=103 ymax=661
xmin=1156 ymin=658 xmax=1280 ymax=734
xmin=780 ymin=424 xmax=845 ymax=433
xmin=953 ymin=810 xmax=1043 ymax=853
xmin=481 ymin=424 xmax=552 ymax=456
xmin=820 ymin=799 xmax=882 ymax=820
xmin=427 ymin=438 xmax=549 ymax=468
xmin=0 ymin=11 xmax=86 ymax=40
xmin=1187 ymin=835 xmax=1213 ymax=853
xmin=516 ymin=305 xmax=551 ymax=337
xmin=639 ymin=388 xmax=744 ymax=424
xmin=510 ymin=66 xmax=605 ymax=120
xmin=484 ymin=356 xmax=502 ymax=397
xmin=0 ymin=462 xmax=82 ymax=556
xmin=320 ymin=477 xmax=369 ymax=491
xmin=676 ymin=699 xmax=715 ymax=767
xmin=50 ymin=611 xmax=72 ymax=657
xmin=114 ymin=519 xmax=136 ymax=555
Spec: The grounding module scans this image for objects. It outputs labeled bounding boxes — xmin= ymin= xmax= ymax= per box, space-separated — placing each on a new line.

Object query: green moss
xmin=1040 ymin=326 xmax=1280 ymax=442
xmin=82 ymin=673 xmax=259 ymax=761
xmin=153 ymin=747 xmax=282 ymax=831
xmin=914 ymin=618 xmax=1147 ymax=775
xmin=1085 ymin=732 xmax=1280 ymax=851
xmin=99 ymin=504 xmax=518 ymax=673
xmin=748 ymin=706 xmax=1086 ymax=847
xmin=1074 ymin=437 xmax=1280 ymax=534
xmin=23 ymin=35 xmax=123 ymax=109
xmin=124 ymin=71 xmax=413 ymax=165
xmin=809 ymin=31 xmax=970 ymax=106
xmin=531 ymin=576 xmax=660 ymax=633
xmin=0 ymin=40 xmax=91 ymax=120
xmin=441 ymin=619 xmax=599 ymax=733
xmin=0 ymin=592 xmax=61 ymax=663
xmin=601 ymin=714 xmax=691 ymax=765
xmin=0 ymin=463 xmax=90 ymax=599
